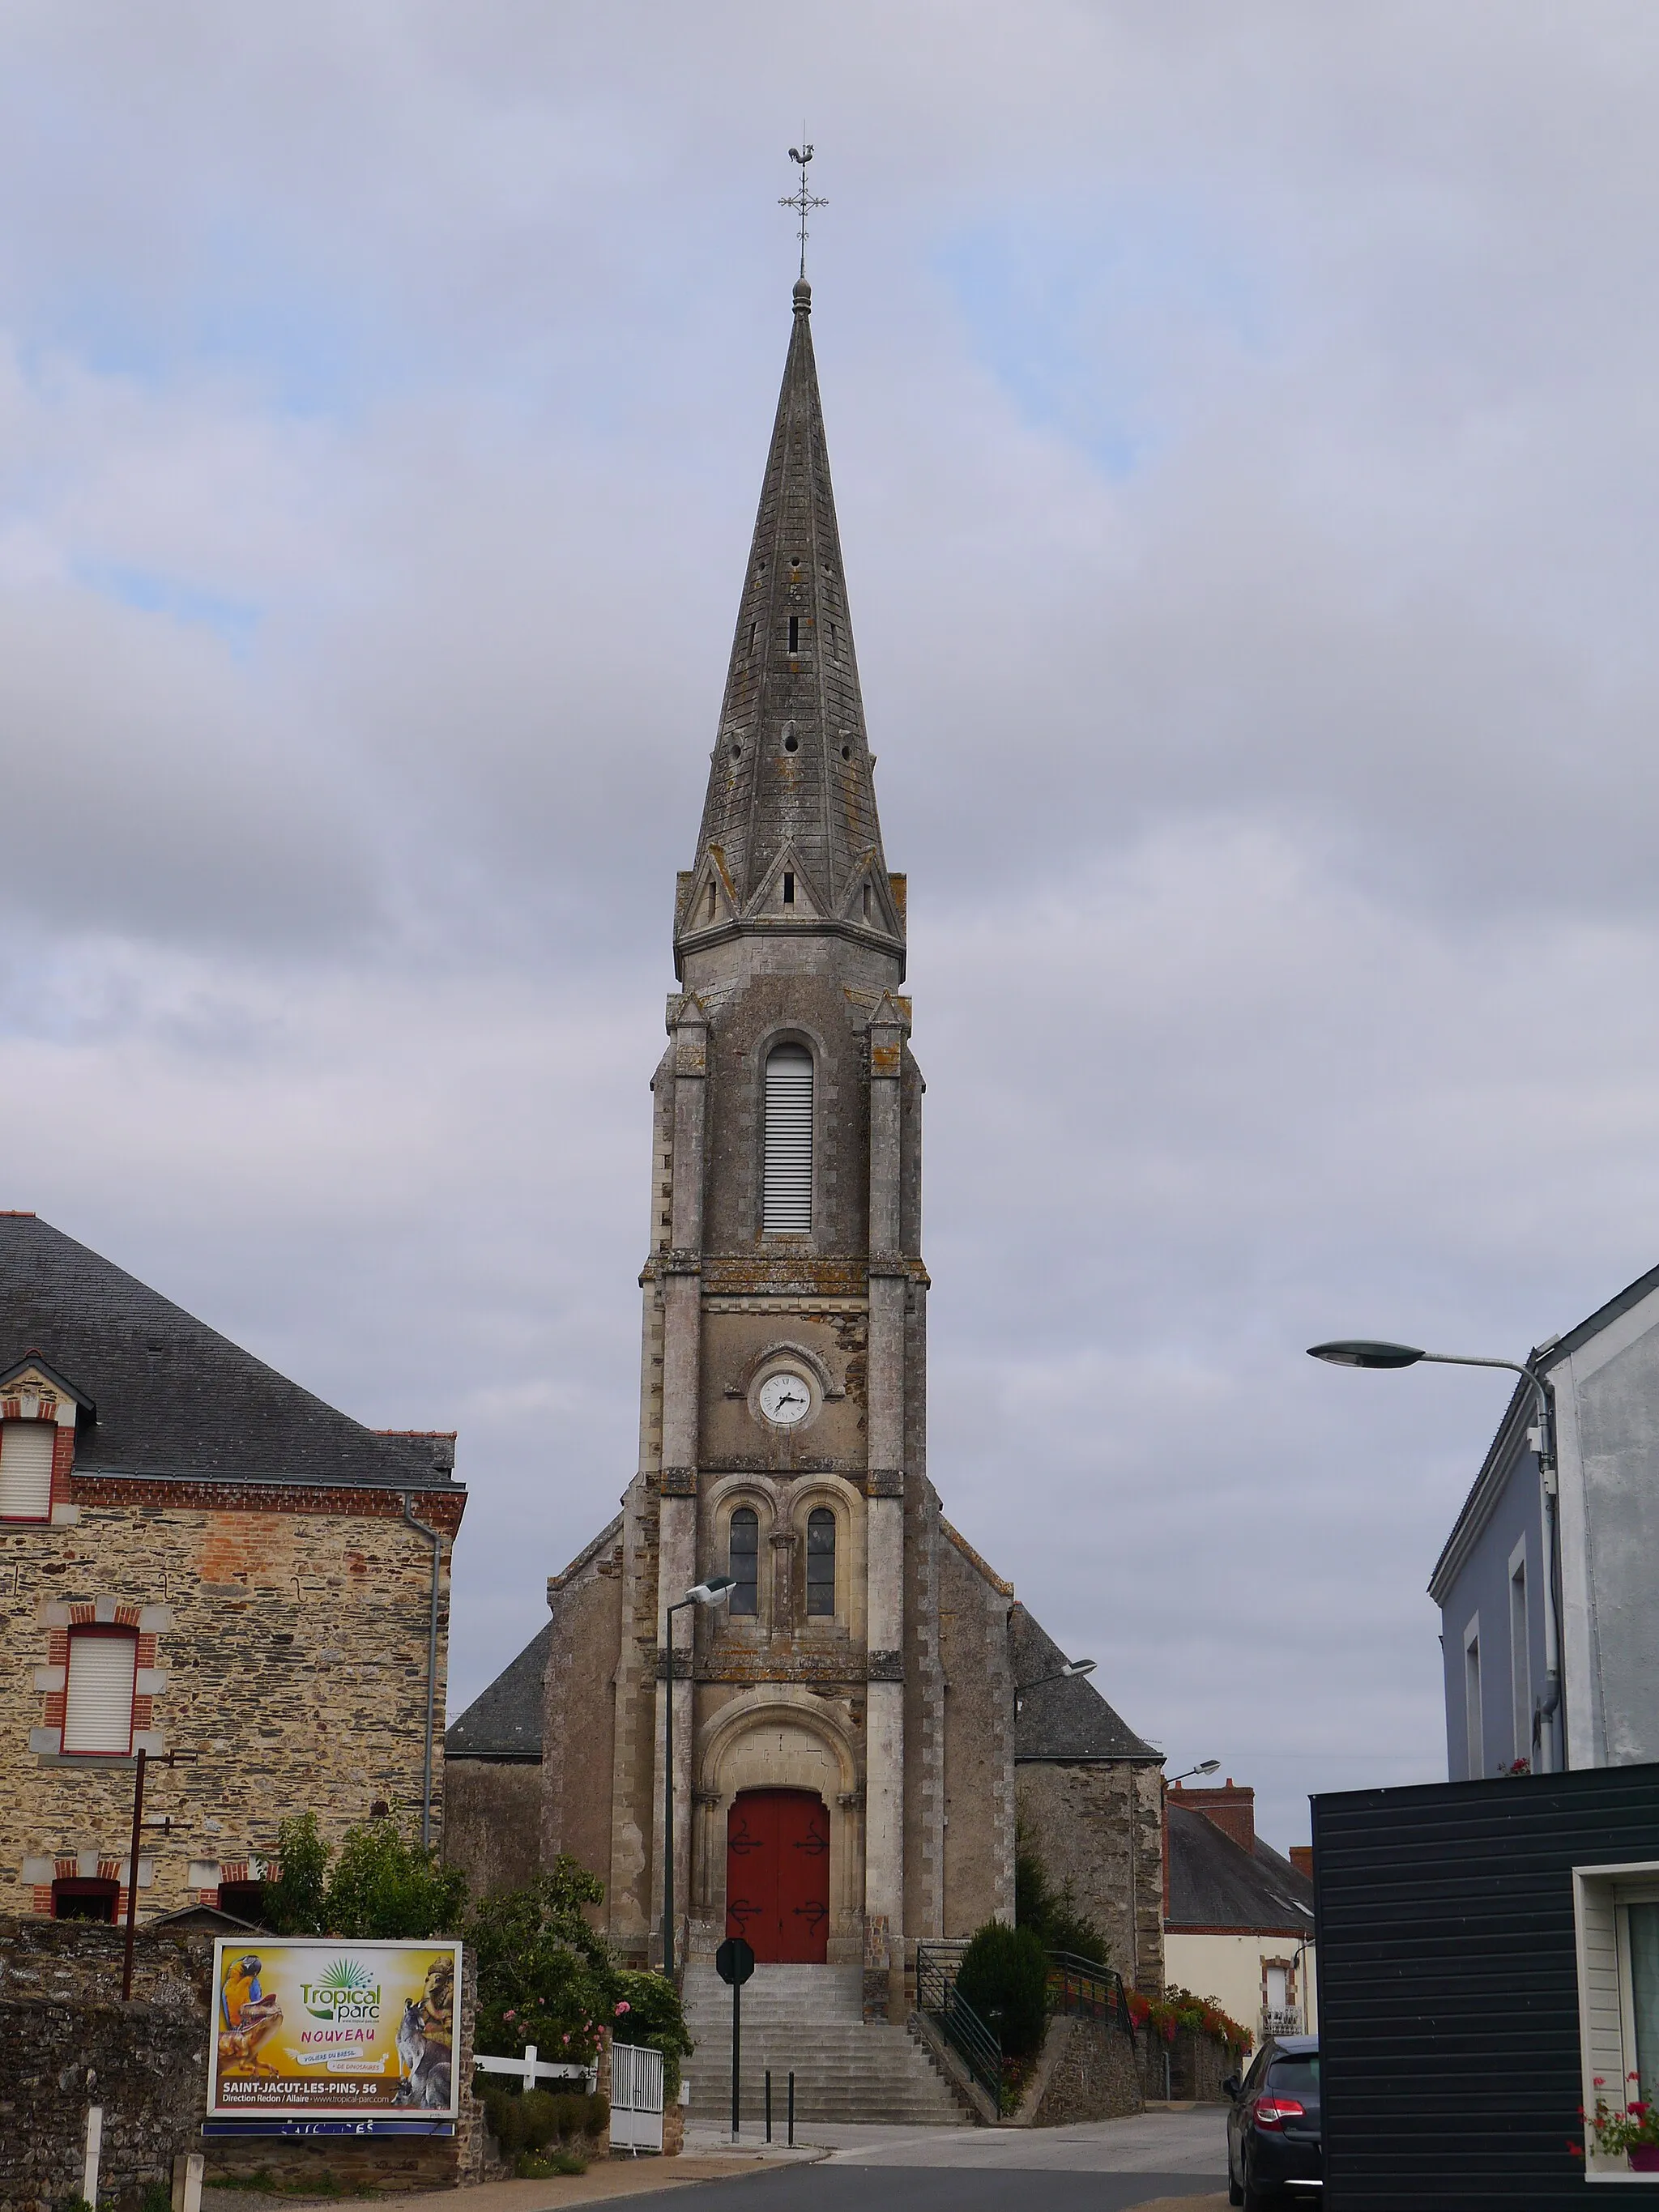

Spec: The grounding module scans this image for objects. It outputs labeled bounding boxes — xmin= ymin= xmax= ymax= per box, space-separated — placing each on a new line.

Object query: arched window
xmin=729 ymin=1508 xmax=760 ymax=1617
xmin=806 ymin=1508 xmax=836 ymax=1617
xmin=763 ymin=1045 xmax=813 ymax=1233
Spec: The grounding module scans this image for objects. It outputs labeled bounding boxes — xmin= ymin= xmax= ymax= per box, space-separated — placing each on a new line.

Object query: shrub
xmin=610 ymin=1968 xmax=694 ymax=2099
xmin=483 ymin=2082 xmax=609 ymax=2155
xmin=470 ymin=1860 xmax=613 ymax=2065
xmin=955 ymin=1921 xmax=1050 ymax=2056
xmin=140 ymin=2189 xmax=173 ymax=2212
xmin=259 ymin=1809 xmax=468 ymax=1939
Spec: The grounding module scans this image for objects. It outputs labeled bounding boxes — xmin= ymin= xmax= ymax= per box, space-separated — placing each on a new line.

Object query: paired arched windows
xmin=762 ymin=1045 xmax=813 ymax=1233
xmin=723 ymin=1502 xmax=838 ymax=1623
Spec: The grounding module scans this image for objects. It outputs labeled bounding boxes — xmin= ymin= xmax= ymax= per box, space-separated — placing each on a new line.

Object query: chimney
xmin=1181 ymin=1778 xmax=1255 ymax=1854
xmin=1290 ymin=1846 xmax=1313 ymax=1880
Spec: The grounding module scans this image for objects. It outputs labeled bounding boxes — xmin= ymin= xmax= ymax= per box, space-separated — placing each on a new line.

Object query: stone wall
xmin=2 ymin=1488 xmax=460 ymax=1924
xmin=1015 ymin=1761 xmax=1166 ymax=1993
xmin=443 ymin=1760 xmax=543 ymax=1898
xmin=0 ymin=1917 xmax=485 ymax=2205
xmin=1019 ymin=2013 xmax=1143 ymax=2127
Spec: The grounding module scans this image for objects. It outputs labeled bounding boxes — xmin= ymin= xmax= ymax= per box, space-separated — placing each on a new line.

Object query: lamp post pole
xmin=1308 ymin=1340 xmax=1563 ymax=1772
xmin=1012 ymin=1657 xmax=1095 ymax=1717
xmin=663 ymin=1578 xmax=735 ymax=1982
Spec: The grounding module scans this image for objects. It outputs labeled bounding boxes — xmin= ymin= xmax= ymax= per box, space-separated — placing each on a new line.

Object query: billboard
xmin=208 ymin=1938 xmax=462 ymax=2120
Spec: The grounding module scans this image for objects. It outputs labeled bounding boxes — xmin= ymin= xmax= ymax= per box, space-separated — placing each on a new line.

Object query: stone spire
xmin=675 ymin=279 xmax=904 ymax=978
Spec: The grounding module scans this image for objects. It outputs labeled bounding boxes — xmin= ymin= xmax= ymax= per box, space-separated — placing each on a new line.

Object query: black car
xmin=1224 ymin=2031 xmax=1321 ymax=2207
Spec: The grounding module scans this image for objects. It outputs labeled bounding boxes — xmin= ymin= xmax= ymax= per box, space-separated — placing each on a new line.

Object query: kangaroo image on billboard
xmin=208 ymin=1938 xmax=462 ymax=2118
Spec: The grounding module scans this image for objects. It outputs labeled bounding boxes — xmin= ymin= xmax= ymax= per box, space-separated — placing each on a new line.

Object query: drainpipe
xmin=401 ymin=1494 xmax=444 ymax=1852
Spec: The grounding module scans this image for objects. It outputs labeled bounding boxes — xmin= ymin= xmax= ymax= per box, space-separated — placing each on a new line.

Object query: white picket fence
xmin=474 ymin=2044 xmax=597 ymax=2091
xmin=609 ymin=2041 xmax=664 ymax=2154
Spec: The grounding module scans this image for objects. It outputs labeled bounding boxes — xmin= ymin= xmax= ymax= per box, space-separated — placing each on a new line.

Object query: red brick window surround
xmin=52 ymin=1876 xmax=119 ymax=1922
xmin=0 ymin=1418 xmax=56 ymax=1521
xmin=61 ymin=1624 xmax=139 ymax=1757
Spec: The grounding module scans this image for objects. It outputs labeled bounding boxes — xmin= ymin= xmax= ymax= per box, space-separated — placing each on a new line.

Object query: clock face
xmin=757 ymin=1370 xmax=813 ymax=1427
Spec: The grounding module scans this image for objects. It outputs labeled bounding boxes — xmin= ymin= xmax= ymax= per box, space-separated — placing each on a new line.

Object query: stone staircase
xmin=680 ymin=1961 xmax=970 ymax=2127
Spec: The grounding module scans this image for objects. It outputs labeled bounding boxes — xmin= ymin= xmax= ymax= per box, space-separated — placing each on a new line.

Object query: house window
xmin=216 ymin=1880 xmax=267 ymax=1926
xmin=805 ymin=1508 xmax=835 ymax=1617
xmin=1464 ymin=1619 xmax=1482 ymax=1779
xmin=52 ymin=1877 xmax=119 ymax=1922
xmin=729 ymin=1509 xmax=760 ymax=1617
xmin=1510 ymin=1549 xmax=1531 ymax=1766
xmin=62 ymin=1626 xmax=139 ymax=1756
xmin=1574 ymin=1864 xmax=1659 ymax=2168
xmin=0 ymin=1420 xmax=54 ymax=1521
xmin=762 ymin=1045 xmax=812 ymax=1232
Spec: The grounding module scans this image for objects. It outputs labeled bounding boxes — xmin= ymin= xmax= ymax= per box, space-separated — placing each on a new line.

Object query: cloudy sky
xmin=4 ymin=3 xmax=1659 ymax=1852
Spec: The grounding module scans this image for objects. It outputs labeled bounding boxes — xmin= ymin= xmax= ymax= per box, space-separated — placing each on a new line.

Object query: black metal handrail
xmin=1047 ymin=1950 xmax=1137 ymax=2044
xmin=915 ymin=1941 xmax=1002 ymax=2108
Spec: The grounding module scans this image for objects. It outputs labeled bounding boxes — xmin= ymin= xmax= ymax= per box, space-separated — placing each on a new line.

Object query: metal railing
xmin=1046 ymin=1950 xmax=1137 ymax=2045
xmin=915 ymin=1941 xmax=1002 ymax=2108
xmin=1261 ymin=2007 xmax=1303 ymax=2039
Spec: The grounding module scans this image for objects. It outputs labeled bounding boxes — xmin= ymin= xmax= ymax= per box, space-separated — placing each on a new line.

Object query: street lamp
xmin=1166 ymin=1759 xmax=1222 ymax=1787
xmin=1307 ymin=1338 xmax=1563 ymax=1771
xmin=662 ymin=1576 xmax=735 ymax=1980
xmin=1013 ymin=1657 xmax=1095 ymax=1715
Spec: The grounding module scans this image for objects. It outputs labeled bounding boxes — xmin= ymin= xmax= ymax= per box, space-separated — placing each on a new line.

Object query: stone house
xmin=0 ymin=1211 xmax=464 ymax=1923
xmin=452 ymin=272 xmax=1167 ymax=2040
xmin=1162 ymin=1778 xmax=1315 ymax=2051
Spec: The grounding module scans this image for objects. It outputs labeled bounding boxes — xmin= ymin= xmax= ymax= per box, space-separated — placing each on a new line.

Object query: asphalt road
xmin=660 ymin=2172 xmax=1220 ymax=2212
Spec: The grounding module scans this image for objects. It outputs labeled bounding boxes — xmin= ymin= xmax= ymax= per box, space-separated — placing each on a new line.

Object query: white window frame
xmin=1573 ymin=1860 xmax=1659 ymax=2180
xmin=1464 ymin=1615 xmax=1482 ymax=1779
xmin=0 ymin=1418 xmax=56 ymax=1523
xmin=1509 ymin=1538 xmax=1531 ymax=1769
xmin=61 ymin=1626 xmax=139 ymax=1758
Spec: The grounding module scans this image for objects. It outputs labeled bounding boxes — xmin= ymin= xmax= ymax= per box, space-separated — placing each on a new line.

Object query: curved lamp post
xmin=1307 ymin=1338 xmax=1563 ymax=1771
xmin=663 ymin=1575 xmax=735 ymax=1979
xmin=1166 ymin=1758 xmax=1222 ymax=1787
xmin=1013 ymin=1656 xmax=1095 ymax=1716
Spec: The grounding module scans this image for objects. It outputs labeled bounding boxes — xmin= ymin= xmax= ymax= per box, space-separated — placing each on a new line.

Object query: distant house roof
xmin=0 ymin=1213 xmax=458 ymax=1490
xmin=1166 ymin=1802 xmax=1315 ymax=1934
xmin=446 ymin=1622 xmax=549 ymax=1762
xmin=1010 ymin=1603 xmax=1161 ymax=1764
xmin=1428 ymin=1255 xmax=1659 ymax=1601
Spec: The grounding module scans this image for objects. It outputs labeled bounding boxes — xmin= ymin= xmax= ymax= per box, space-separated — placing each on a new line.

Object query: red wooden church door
xmin=725 ymin=1790 xmax=830 ymax=1963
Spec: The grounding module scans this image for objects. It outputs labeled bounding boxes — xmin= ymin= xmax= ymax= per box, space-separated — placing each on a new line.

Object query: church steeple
xmin=675 ymin=279 xmax=904 ymax=979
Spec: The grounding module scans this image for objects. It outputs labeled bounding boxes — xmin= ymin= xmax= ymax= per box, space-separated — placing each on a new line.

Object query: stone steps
xmin=680 ymin=1959 xmax=966 ymax=2125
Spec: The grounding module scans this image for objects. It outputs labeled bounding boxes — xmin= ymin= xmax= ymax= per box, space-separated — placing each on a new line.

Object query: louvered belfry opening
xmin=762 ymin=1043 xmax=813 ymax=1232
xmin=62 ymin=1626 xmax=139 ymax=1756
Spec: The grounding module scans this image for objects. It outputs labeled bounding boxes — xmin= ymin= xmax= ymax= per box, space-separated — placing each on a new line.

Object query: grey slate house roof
xmin=1166 ymin=1801 xmax=1315 ymax=1934
xmin=1010 ymin=1602 xmax=1161 ymax=1763
xmin=445 ymin=1622 xmax=549 ymax=1762
xmin=0 ymin=1212 xmax=458 ymax=1490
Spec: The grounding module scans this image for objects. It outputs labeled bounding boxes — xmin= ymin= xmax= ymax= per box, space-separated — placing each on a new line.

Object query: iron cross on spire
xmin=780 ymin=142 xmax=827 ymax=280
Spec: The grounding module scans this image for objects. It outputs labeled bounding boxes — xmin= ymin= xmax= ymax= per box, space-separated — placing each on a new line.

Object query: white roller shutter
xmin=0 ymin=1421 xmax=54 ymax=1520
xmin=62 ymin=1632 xmax=138 ymax=1755
xmin=763 ymin=1045 xmax=813 ymax=1232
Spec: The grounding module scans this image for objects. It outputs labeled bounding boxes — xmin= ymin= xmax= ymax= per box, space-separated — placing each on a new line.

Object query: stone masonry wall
xmin=1023 ymin=2013 xmax=1143 ymax=2127
xmin=1 ymin=1490 xmax=458 ymax=1922
xmin=1016 ymin=1762 xmax=1166 ymax=1993
xmin=0 ymin=1918 xmax=484 ymax=2206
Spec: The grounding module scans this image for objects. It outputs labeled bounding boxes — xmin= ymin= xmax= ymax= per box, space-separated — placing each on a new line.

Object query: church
xmin=448 ymin=268 xmax=1166 ymax=2023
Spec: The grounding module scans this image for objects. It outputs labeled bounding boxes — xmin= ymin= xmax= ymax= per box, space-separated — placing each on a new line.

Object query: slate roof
xmin=445 ymin=1622 xmax=549 ymax=1761
xmin=1166 ymin=1801 xmax=1315 ymax=1933
xmin=0 ymin=1213 xmax=458 ymax=1489
xmin=1011 ymin=1602 xmax=1161 ymax=1763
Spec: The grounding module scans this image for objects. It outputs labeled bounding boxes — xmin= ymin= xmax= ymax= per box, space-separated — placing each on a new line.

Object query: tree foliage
xmin=955 ymin=1920 xmax=1051 ymax=2057
xmin=259 ymin=1812 xmax=466 ymax=1939
xmin=468 ymin=1860 xmax=614 ymax=2064
xmin=610 ymin=1967 xmax=694 ymax=2099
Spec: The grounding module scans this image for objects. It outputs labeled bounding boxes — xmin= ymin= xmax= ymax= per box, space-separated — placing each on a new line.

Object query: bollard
xmin=766 ymin=2068 xmax=773 ymax=2142
xmin=83 ymin=2106 xmax=103 ymax=2206
xmin=172 ymin=2151 xmax=205 ymax=2212
xmin=787 ymin=2070 xmax=795 ymax=2146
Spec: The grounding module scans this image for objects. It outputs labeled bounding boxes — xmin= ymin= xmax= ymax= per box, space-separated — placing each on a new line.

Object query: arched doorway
xmin=726 ymin=1789 xmax=830 ymax=1963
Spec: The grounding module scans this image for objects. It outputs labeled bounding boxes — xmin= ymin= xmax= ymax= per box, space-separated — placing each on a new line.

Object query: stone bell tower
xmin=541 ymin=274 xmax=1019 ymax=2018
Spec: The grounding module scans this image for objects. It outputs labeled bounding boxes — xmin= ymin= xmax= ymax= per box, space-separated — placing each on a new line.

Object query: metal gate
xmin=609 ymin=2042 xmax=664 ymax=2153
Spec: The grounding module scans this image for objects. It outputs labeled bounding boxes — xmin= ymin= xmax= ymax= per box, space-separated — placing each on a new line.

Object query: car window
xmin=1266 ymin=2056 xmax=1320 ymax=2100
xmin=1243 ymin=2048 xmax=1273 ymax=2092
